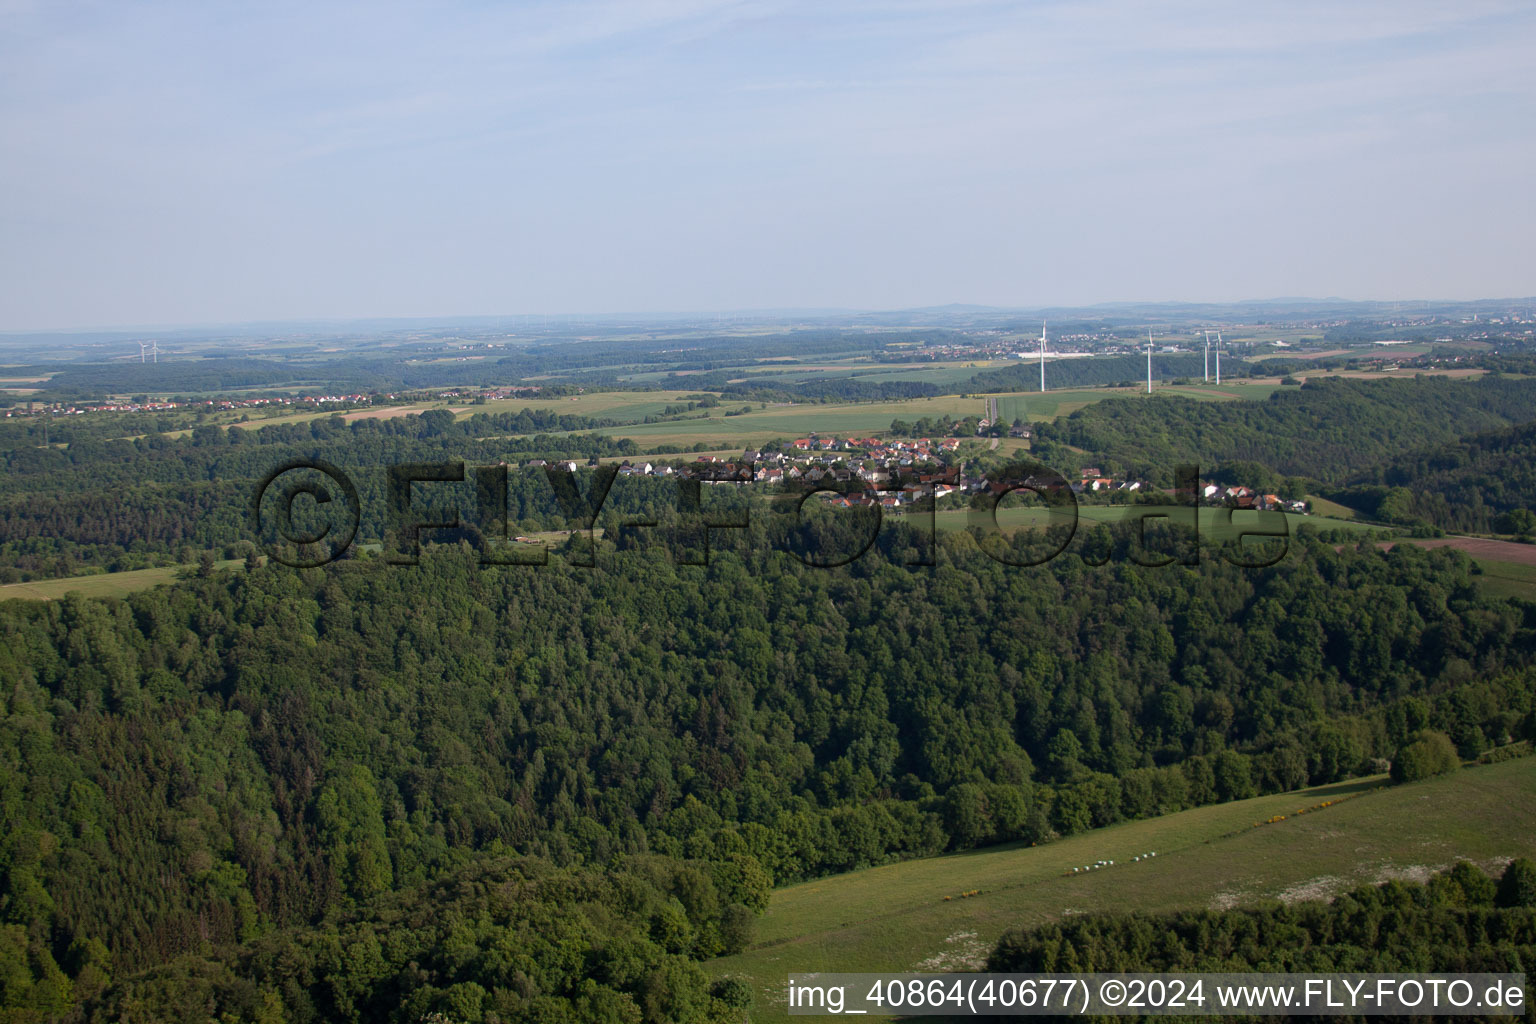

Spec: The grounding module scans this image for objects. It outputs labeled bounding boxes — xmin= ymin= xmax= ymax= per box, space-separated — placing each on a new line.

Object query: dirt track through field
xmin=341 ymin=405 xmax=469 ymax=421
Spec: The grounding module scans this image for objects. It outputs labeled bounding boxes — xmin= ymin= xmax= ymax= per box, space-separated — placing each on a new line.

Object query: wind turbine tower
xmin=1039 ymin=320 xmax=1047 ymax=392
xmin=1145 ymin=328 xmax=1153 ymax=394
xmin=150 ymin=341 xmax=159 ymax=364
xmin=1203 ymin=331 xmax=1210 ymax=382
xmin=138 ymin=342 xmax=149 ymax=364
xmin=1215 ymin=331 xmax=1222 ymax=385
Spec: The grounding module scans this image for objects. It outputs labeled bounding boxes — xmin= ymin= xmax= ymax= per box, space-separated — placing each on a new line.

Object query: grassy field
xmin=150 ymin=403 xmax=465 ymax=438
xmin=164 ymin=391 xmax=987 ymax=448
xmin=618 ymin=360 xmax=1009 ymax=389
xmin=930 ymin=504 xmax=1380 ymax=539
xmin=994 ymin=390 xmax=1123 ymax=424
xmin=587 ymin=395 xmax=987 ymax=447
xmin=0 ymin=559 xmax=244 ymax=601
xmin=710 ymin=756 xmax=1536 ymax=1022
xmin=1471 ymin=557 xmax=1536 ymax=602
xmin=164 ymin=389 xmax=718 ymax=436
xmin=184 ymin=380 xmax=1290 ymax=449
xmin=1304 ymin=494 xmax=1360 ymax=520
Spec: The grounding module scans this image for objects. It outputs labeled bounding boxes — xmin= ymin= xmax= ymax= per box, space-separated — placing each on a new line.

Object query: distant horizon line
xmin=5 ymin=294 xmax=1535 ymax=339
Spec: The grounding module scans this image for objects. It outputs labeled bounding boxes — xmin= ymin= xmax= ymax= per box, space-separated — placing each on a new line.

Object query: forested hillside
xmin=0 ymin=410 xmax=707 ymax=580
xmin=3 ymin=523 xmax=1535 ymax=1018
xmin=1029 ymin=376 xmax=1536 ymax=485
xmin=1337 ymin=419 xmax=1536 ymax=533
xmin=5 ymin=851 xmax=761 ymax=1023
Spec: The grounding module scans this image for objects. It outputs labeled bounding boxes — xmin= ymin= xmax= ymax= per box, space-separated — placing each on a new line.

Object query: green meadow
xmin=709 ymin=756 xmax=1536 ymax=1023
xmin=0 ymin=559 xmax=245 ymax=602
xmin=618 ymin=360 xmax=1011 ymax=389
xmin=930 ymin=504 xmax=1380 ymax=539
xmin=1471 ymin=557 xmax=1536 ymax=602
xmin=994 ymin=389 xmax=1122 ymax=424
xmin=1303 ymin=494 xmax=1360 ymax=519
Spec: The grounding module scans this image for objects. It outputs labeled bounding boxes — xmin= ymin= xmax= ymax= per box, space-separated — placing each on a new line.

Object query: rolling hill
xmin=708 ymin=756 xmax=1536 ymax=1023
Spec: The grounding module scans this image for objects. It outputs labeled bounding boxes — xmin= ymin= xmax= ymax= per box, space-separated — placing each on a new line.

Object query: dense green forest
xmin=0 ymin=409 xmax=740 ymax=580
xmin=1028 ymin=375 xmax=1536 ymax=486
xmin=3 ymin=850 xmax=763 ymax=1023
xmin=3 ymin=520 xmax=1535 ymax=1019
xmin=12 ymin=368 xmax=1534 ymax=582
xmin=7 ymin=372 xmax=1516 ymax=581
xmin=6 ymin=354 xmax=1536 ymax=1022
xmin=9 ymin=3 xmax=1536 ymax=1015
xmin=1337 ymin=419 xmax=1536 ymax=533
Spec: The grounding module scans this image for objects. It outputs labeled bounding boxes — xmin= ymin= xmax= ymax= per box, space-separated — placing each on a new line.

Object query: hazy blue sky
xmin=2 ymin=0 xmax=1533 ymax=329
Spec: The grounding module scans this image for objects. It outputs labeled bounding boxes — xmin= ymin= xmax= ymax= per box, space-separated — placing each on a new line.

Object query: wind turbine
xmin=150 ymin=340 xmax=159 ymax=364
xmin=1145 ymin=328 xmax=1153 ymax=394
xmin=1038 ymin=320 xmax=1047 ymax=392
xmin=1203 ymin=331 xmax=1210 ymax=383
xmin=1215 ymin=331 xmax=1222 ymax=385
xmin=138 ymin=341 xmax=149 ymax=363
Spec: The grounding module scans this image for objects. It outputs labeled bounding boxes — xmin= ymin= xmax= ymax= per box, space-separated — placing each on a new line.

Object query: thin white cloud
xmin=1 ymin=0 xmax=1532 ymax=327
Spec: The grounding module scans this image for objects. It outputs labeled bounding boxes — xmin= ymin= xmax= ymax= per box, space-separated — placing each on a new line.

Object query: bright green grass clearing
xmin=1304 ymin=494 xmax=1360 ymax=520
xmin=710 ymin=757 xmax=1536 ymax=1023
xmin=1472 ymin=558 xmax=1536 ymax=602
xmin=0 ymin=559 xmax=245 ymax=602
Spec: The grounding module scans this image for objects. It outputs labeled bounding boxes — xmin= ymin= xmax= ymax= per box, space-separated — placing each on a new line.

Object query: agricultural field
xmin=458 ymin=389 xmax=709 ymax=420
xmin=235 ymin=402 xmax=463 ymax=429
xmin=88 ymin=367 xmax=1423 ymax=446
xmin=0 ymin=370 xmax=59 ymax=397
xmin=147 ymin=389 xmax=722 ymax=437
xmin=618 ymin=359 xmax=1012 ymax=389
xmin=1390 ymin=537 xmax=1536 ymax=568
xmin=1379 ymin=537 xmax=1536 ymax=602
xmin=144 ymin=403 xmax=466 ymax=438
xmin=587 ymin=394 xmax=988 ymax=447
xmin=1265 ymin=366 xmax=1486 ymax=383
xmin=1471 ymin=558 xmax=1536 ymax=602
xmin=153 ymin=388 xmax=993 ymax=444
xmin=709 ymin=756 xmax=1536 ymax=1023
